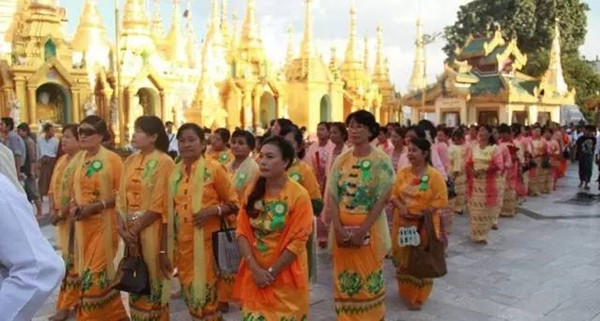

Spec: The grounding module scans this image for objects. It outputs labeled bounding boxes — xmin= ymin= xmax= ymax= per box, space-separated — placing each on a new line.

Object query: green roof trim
xmin=459 ymin=38 xmax=488 ymax=57
xmin=471 ymin=75 xmax=504 ymax=95
xmin=482 ymin=45 xmax=507 ymax=64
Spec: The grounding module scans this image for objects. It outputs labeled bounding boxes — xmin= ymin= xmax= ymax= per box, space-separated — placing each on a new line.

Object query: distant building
xmin=403 ymin=24 xmax=575 ymax=126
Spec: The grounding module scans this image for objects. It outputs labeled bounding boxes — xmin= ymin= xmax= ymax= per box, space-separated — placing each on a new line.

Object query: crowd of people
xmin=0 ymin=111 xmax=599 ymax=321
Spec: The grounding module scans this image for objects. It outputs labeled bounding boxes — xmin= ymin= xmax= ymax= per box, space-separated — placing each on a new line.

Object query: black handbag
xmin=446 ymin=178 xmax=457 ymax=199
xmin=212 ymin=217 xmax=241 ymax=276
xmin=111 ymin=243 xmax=151 ymax=295
xmin=406 ymin=211 xmax=447 ymax=279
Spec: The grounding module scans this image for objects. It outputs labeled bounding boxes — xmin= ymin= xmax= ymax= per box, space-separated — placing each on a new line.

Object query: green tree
xmin=443 ymin=0 xmax=599 ymax=109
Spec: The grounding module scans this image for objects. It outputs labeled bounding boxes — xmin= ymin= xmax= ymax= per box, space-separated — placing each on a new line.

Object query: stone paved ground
xmin=34 ymin=164 xmax=600 ymax=321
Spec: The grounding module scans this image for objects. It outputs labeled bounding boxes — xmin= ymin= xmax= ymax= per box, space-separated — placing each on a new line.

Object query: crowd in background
xmin=0 ymin=112 xmax=600 ymax=321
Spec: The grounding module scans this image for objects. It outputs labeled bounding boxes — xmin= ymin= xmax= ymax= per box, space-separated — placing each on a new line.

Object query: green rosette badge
xmin=269 ymin=201 xmax=288 ymax=231
xmin=219 ymin=153 xmax=229 ymax=163
xmin=419 ymin=174 xmax=430 ymax=191
xmin=85 ymin=160 xmax=103 ymax=177
xmin=143 ymin=159 xmax=158 ymax=180
xmin=290 ymin=172 xmax=302 ymax=182
xmin=358 ymin=159 xmax=372 ymax=181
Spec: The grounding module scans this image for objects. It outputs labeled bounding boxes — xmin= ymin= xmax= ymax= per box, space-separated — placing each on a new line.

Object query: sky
xmin=61 ymin=0 xmax=600 ymax=93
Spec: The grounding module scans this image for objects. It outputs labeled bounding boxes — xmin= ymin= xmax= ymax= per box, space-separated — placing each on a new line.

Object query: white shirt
xmin=167 ymin=132 xmax=178 ymax=154
xmin=0 ymin=143 xmax=25 ymax=194
xmin=0 ymin=174 xmax=64 ymax=321
xmin=595 ymin=133 xmax=600 ymax=156
xmin=36 ymin=136 xmax=59 ymax=158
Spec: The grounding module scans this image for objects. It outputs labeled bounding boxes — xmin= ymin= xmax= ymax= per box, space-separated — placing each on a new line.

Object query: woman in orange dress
xmin=465 ymin=125 xmax=505 ymax=244
xmin=117 ymin=116 xmax=175 ymax=321
xmin=207 ymin=128 xmax=233 ymax=165
xmin=329 ymin=110 xmax=394 ymax=321
xmin=166 ymin=123 xmax=239 ymax=321
xmin=390 ymin=137 xmax=448 ymax=310
xmin=280 ymin=125 xmax=322 ymax=281
xmin=234 ymin=135 xmax=313 ymax=320
xmin=48 ymin=124 xmax=80 ymax=321
xmin=70 ymin=116 xmax=128 ymax=320
xmin=219 ymin=129 xmax=259 ymax=312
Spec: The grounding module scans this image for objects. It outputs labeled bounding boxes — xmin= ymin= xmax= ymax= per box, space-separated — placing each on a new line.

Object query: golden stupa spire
xmin=122 ymin=0 xmax=151 ymax=31
xmin=150 ymin=0 xmax=164 ymax=37
xmin=286 ymin=24 xmax=294 ymax=64
xmin=408 ymin=16 xmax=425 ymax=92
xmin=374 ymin=23 xmax=384 ymax=75
xmin=221 ymin=0 xmax=231 ymax=45
xmin=240 ymin=0 xmax=262 ymax=50
xmin=301 ymin=0 xmax=313 ymax=59
xmin=185 ymin=0 xmax=198 ymax=66
xmin=344 ymin=1 xmax=358 ymax=64
xmin=164 ymin=0 xmax=187 ymax=63
xmin=363 ymin=36 xmax=370 ymax=73
xmin=542 ymin=19 xmax=568 ymax=95
xmin=121 ymin=0 xmax=154 ymax=52
xmin=231 ymin=9 xmax=239 ymax=50
xmin=72 ymin=0 xmax=109 ymax=52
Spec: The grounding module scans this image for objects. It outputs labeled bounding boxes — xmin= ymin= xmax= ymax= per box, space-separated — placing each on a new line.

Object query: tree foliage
xmin=443 ymin=0 xmax=599 ymax=108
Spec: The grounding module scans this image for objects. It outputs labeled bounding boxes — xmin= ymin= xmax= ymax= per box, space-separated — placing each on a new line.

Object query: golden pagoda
xmin=0 ymin=0 xmax=90 ymax=128
xmin=284 ymin=0 xmax=344 ymax=132
xmin=338 ymin=1 xmax=382 ymax=121
xmin=403 ymin=23 xmax=575 ymax=126
xmin=0 ymin=0 xmax=398 ymax=141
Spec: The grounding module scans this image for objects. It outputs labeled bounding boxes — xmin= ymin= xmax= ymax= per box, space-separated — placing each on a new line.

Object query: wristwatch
xmin=267 ymin=267 xmax=275 ymax=276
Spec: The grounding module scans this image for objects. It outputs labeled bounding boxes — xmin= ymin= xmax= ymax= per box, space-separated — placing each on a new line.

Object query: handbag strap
xmin=219 ymin=214 xmax=235 ymax=243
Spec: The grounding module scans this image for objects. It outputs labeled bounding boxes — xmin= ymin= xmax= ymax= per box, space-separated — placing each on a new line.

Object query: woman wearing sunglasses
xmin=116 ymin=116 xmax=175 ymax=320
xmin=70 ymin=116 xmax=128 ymax=320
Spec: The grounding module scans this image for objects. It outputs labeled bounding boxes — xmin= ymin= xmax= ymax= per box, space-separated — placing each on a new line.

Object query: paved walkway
xmin=34 ymin=164 xmax=600 ymax=321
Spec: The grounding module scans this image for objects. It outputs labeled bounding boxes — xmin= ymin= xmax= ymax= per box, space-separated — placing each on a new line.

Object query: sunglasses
xmin=78 ymin=127 xmax=98 ymax=136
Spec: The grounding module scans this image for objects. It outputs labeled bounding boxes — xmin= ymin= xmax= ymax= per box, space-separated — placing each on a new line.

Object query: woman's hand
xmin=392 ymin=199 xmax=411 ymax=218
xmin=49 ymin=209 xmax=62 ymax=226
xmin=159 ymin=253 xmax=173 ymax=279
xmin=250 ymin=265 xmax=275 ymax=288
xmin=335 ymin=227 xmax=351 ymax=247
xmin=68 ymin=200 xmax=79 ymax=219
xmin=119 ymin=226 xmax=137 ymax=246
xmin=474 ymin=169 xmax=486 ymax=178
xmin=192 ymin=208 xmax=215 ymax=228
xmin=76 ymin=203 xmax=100 ymax=220
xmin=349 ymin=228 xmax=368 ymax=247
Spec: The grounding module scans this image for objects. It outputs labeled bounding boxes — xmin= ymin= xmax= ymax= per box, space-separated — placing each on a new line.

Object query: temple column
xmin=71 ymin=88 xmax=81 ymax=123
xmin=159 ymin=90 xmax=166 ymax=120
xmin=242 ymin=89 xmax=253 ymax=130
xmin=26 ymin=85 xmax=37 ymax=127
xmin=411 ymin=107 xmax=420 ymax=125
xmin=528 ymin=105 xmax=538 ymax=125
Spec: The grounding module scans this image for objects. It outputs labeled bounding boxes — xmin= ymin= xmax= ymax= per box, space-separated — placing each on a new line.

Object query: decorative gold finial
xmin=374 ymin=22 xmax=384 ymax=75
xmin=286 ymin=24 xmax=294 ymax=64
xmin=301 ymin=0 xmax=313 ymax=59
xmin=344 ymin=0 xmax=358 ymax=64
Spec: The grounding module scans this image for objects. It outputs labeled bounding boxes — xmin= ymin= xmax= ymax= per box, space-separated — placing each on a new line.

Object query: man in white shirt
xmin=0 ymin=143 xmax=25 ymax=194
xmin=165 ymin=121 xmax=179 ymax=159
xmin=36 ymin=123 xmax=59 ymax=198
xmin=0 ymin=173 xmax=64 ymax=321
